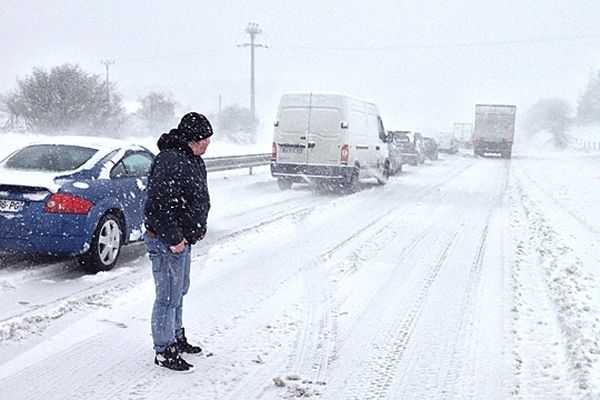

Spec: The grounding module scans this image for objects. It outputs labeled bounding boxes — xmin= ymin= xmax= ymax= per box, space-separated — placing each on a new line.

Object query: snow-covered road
xmin=0 ymin=150 xmax=599 ymax=399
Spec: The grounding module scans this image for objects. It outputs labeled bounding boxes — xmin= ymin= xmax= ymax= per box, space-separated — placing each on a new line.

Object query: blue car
xmin=0 ymin=137 xmax=155 ymax=272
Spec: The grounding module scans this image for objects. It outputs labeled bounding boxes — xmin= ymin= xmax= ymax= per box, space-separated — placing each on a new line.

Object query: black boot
xmin=176 ymin=328 xmax=203 ymax=354
xmin=154 ymin=343 xmax=194 ymax=371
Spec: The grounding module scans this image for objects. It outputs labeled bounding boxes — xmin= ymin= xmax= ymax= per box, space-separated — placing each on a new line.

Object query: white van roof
xmin=279 ymin=92 xmax=376 ymax=107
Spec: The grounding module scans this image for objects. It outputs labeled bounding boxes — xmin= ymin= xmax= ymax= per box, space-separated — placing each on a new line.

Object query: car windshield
xmin=3 ymin=144 xmax=98 ymax=172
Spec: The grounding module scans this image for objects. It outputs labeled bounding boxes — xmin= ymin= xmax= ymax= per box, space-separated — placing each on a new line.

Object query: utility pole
xmin=100 ymin=60 xmax=115 ymax=115
xmin=218 ymin=94 xmax=222 ymax=126
xmin=238 ymin=23 xmax=267 ymax=125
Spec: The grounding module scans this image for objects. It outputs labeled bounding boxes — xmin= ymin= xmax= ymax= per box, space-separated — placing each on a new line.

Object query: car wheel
xmin=277 ymin=177 xmax=292 ymax=190
xmin=79 ymin=212 xmax=123 ymax=273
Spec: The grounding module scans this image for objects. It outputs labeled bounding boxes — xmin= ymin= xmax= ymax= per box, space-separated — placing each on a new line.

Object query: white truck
xmin=473 ymin=104 xmax=516 ymax=158
xmin=271 ymin=93 xmax=390 ymax=191
xmin=452 ymin=122 xmax=473 ymax=148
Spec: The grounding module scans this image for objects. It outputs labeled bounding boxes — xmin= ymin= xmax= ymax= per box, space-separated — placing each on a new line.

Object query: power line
xmin=115 ymin=48 xmax=236 ymax=63
xmin=105 ymin=32 xmax=600 ymax=64
xmin=272 ymin=33 xmax=600 ymax=51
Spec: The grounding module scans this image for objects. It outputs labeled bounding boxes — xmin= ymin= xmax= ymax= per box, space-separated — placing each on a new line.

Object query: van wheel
xmin=377 ymin=163 xmax=390 ymax=185
xmin=79 ymin=212 xmax=123 ymax=273
xmin=344 ymin=172 xmax=359 ymax=193
xmin=277 ymin=177 xmax=292 ymax=190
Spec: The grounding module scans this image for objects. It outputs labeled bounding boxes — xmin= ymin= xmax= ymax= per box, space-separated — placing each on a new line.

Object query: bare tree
xmin=524 ymin=97 xmax=572 ymax=148
xmin=576 ymin=70 xmax=600 ymax=125
xmin=215 ymin=104 xmax=259 ymax=143
xmin=136 ymin=91 xmax=176 ymax=133
xmin=0 ymin=91 xmax=29 ymax=131
xmin=4 ymin=63 xmax=124 ymax=134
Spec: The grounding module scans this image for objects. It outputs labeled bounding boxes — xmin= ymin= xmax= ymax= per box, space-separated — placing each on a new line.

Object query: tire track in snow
xmin=363 ymin=230 xmax=462 ymax=400
xmin=372 ymin=185 xmax=494 ymax=399
xmin=275 ymin=158 xmax=482 ymax=398
xmin=320 ymin=158 xmax=505 ymax=400
xmin=436 ymin=223 xmax=489 ymax=399
xmin=323 ymin=203 xmax=475 ymax=398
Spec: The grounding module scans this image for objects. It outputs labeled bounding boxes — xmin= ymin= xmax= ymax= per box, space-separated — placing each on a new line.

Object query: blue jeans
xmin=175 ymin=247 xmax=191 ymax=340
xmin=145 ymin=235 xmax=191 ymax=352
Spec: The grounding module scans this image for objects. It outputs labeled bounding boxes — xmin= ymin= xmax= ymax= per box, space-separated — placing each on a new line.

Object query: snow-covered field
xmin=0 ymin=133 xmax=599 ymax=399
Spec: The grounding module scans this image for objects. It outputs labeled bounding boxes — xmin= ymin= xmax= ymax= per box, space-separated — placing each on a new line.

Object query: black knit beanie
xmin=178 ymin=112 xmax=213 ymax=142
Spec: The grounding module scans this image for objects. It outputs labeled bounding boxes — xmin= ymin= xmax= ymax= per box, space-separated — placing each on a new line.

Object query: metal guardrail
xmin=576 ymin=139 xmax=600 ymax=152
xmin=204 ymin=153 xmax=272 ymax=174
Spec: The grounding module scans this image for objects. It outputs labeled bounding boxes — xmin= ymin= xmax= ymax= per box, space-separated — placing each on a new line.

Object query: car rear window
xmin=392 ymin=133 xmax=410 ymax=143
xmin=4 ymin=144 xmax=98 ymax=172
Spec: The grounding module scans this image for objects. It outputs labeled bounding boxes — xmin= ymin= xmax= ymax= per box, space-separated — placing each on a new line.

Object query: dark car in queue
xmin=387 ymin=132 xmax=406 ymax=175
xmin=422 ymin=137 xmax=439 ymax=161
xmin=388 ymin=130 xmax=425 ymax=166
xmin=0 ymin=137 xmax=155 ymax=273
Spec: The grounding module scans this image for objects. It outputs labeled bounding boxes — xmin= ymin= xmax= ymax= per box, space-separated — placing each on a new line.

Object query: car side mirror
xmin=341 ymin=121 xmax=349 ymax=129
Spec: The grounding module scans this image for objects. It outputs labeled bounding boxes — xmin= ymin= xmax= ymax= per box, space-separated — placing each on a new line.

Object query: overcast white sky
xmin=2 ymin=0 xmax=600 ymax=133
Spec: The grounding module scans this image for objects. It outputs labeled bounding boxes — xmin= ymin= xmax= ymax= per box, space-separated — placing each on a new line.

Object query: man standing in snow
xmin=144 ymin=112 xmax=212 ymax=371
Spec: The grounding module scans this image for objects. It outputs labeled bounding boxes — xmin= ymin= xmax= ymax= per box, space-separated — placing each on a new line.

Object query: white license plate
xmin=0 ymin=199 xmax=24 ymax=213
xmin=281 ymin=146 xmax=304 ymax=154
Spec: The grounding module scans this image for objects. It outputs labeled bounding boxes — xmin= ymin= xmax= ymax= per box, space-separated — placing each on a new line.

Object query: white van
xmin=270 ymin=93 xmax=390 ymax=191
xmin=432 ymin=131 xmax=459 ymax=153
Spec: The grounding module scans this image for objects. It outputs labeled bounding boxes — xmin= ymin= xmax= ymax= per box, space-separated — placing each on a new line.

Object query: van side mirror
xmin=341 ymin=121 xmax=349 ymax=129
xmin=273 ymin=120 xmax=279 ymax=127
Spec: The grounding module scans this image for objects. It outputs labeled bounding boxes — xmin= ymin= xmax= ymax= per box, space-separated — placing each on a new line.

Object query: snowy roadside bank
xmin=508 ymin=150 xmax=600 ymax=396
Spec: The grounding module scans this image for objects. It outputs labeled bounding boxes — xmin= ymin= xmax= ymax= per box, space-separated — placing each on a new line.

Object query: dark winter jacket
xmin=144 ymin=129 xmax=211 ymax=246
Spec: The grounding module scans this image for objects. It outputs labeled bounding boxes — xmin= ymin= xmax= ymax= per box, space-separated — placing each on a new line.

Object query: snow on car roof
xmin=24 ymin=135 xmax=147 ymax=151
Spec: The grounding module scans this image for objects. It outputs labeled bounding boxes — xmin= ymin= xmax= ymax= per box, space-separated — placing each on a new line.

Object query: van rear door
xmin=276 ymin=105 xmax=310 ymax=164
xmin=306 ymin=95 xmax=344 ymax=165
xmin=276 ymin=94 xmax=344 ymax=166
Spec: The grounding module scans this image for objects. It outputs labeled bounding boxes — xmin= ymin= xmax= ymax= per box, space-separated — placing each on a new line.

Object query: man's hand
xmin=170 ymin=239 xmax=187 ymax=253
